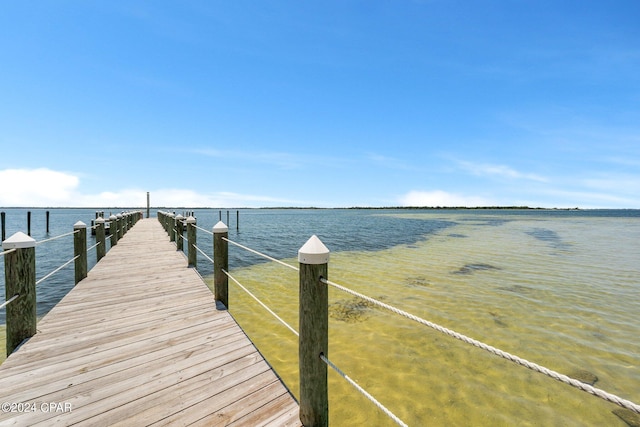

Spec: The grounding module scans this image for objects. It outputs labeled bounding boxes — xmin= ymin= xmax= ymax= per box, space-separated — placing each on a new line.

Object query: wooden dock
xmin=0 ymin=218 xmax=301 ymax=426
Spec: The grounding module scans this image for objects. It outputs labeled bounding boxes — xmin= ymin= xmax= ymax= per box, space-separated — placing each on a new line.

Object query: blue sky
xmin=1 ymin=1 xmax=639 ymax=208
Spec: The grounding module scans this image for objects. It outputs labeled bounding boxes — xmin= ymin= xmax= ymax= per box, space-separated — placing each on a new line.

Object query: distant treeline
xmin=256 ymin=206 xmax=580 ymax=210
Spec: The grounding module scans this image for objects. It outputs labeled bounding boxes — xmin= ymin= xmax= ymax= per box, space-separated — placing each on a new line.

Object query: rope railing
xmin=36 ymin=255 xmax=80 ymax=287
xmin=190 ymin=235 xmax=297 ymax=337
xmin=217 ymin=237 xmax=406 ymax=426
xmin=320 ymin=354 xmax=408 ymax=427
xmin=0 ymin=248 xmax=16 ymax=257
xmin=1 ymin=210 xmax=142 ymax=357
xmin=0 ymin=294 xmax=20 ymax=310
xmin=320 ymin=277 xmax=640 ymax=415
xmin=36 ymin=229 xmax=79 ymax=246
xmin=193 ymin=244 xmax=214 ymax=264
xmin=155 ymin=212 xmax=640 ymax=422
xmin=194 ymin=224 xmax=213 ymax=236
xmin=223 ymin=268 xmax=299 ymax=337
xmin=222 ymin=237 xmax=299 ymax=271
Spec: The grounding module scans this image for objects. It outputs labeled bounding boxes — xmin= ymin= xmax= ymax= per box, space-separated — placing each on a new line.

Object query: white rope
xmin=194 ymin=244 xmax=214 ymax=264
xmin=36 ymin=255 xmax=79 ymax=286
xmin=87 ymin=241 xmax=101 ymax=252
xmin=36 ymin=230 xmax=79 ymax=245
xmin=321 ymin=278 xmax=640 ymax=415
xmin=0 ymin=248 xmax=17 ymax=257
xmin=223 ymin=269 xmax=299 ymax=337
xmin=0 ymin=294 xmax=20 ymax=310
xmin=194 ymin=225 xmax=213 ymax=236
xmin=222 ymin=238 xmax=299 ymax=271
xmin=320 ymin=354 xmax=408 ymax=427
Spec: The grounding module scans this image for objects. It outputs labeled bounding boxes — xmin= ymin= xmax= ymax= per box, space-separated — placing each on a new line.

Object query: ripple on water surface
xmin=220 ymin=213 xmax=639 ymax=426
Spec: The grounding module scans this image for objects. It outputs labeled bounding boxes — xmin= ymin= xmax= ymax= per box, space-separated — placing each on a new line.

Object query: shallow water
xmin=1 ymin=208 xmax=639 ymax=425
xmin=205 ymin=211 xmax=640 ymax=426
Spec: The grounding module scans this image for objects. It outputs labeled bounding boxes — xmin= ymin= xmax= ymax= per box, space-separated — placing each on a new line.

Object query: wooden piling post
xmin=168 ymin=213 xmax=176 ymax=242
xmin=116 ymin=214 xmax=124 ymax=240
xmin=237 ymin=210 xmax=239 ymax=230
xmin=46 ymin=211 xmax=50 ymax=234
xmin=73 ymin=221 xmax=87 ymax=285
xmin=27 ymin=211 xmax=31 ymax=236
xmin=175 ymin=214 xmax=185 ymax=251
xmin=213 ymin=221 xmax=229 ymax=308
xmin=1 ymin=212 xmax=5 ymax=242
xmin=109 ymin=214 xmax=118 ymax=246
xmin=162 ymin=211 xmax=168 ymax=233
xmin=186 ymin=216 xmax=197 ymax=267
xmin=95 ymin=217 xmax=106 ymax=261
xmin=3 ymin=232 xmax=36 ymax=356
xmin=147 ymin=192 xmax=150 ymax=219
xmin=298 ymin=235 xmax=330 ymax=427
xmin=120 ymin=213 xmax=125 ymax=235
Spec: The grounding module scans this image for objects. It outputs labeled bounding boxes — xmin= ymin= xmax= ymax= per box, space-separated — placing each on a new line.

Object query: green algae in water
xmin=222 ymin=213 xmax=639 ymax=426
xmin=3 ymin=212 xmax=637 ymax=425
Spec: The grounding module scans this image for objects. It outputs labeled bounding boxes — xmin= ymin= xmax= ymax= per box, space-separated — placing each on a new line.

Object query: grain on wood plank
xmin=0 ymin=323 xmax=244 ymax=397
xmin=190 ymin=380 xmax=294 ymax=426
xmin=228 ymin=392 xmax=301 ymax=427
xmin=0 ymin=218 xmax=300 ymax=426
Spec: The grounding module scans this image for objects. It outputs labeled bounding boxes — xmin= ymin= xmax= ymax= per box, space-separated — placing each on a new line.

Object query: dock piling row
xmin=1 ymin=210 xmax=143 ymax=357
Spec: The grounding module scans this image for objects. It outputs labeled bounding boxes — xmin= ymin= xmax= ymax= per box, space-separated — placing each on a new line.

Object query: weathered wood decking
xmin=0 ymin=218 xmax=301 ymax=426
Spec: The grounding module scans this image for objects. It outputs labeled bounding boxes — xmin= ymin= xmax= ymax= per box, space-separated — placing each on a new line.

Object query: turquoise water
xmin=1 ymin=208 xmax=639 ymax=425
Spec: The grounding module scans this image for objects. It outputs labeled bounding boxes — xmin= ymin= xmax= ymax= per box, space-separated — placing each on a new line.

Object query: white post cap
xmin=109 ymin=214 xmax=117 ymax=220
xmin=298 ymin=235 xmax=330 ymax=264
xmin=95 ymin=217 xmax=105 ymax=224
xmin=175 ymin=214 xmax=185 ymax=220
xmin=116 ymin=213 xmax=123 ymax=218
xmin=74 ymin=220 xmax=87 ymax=229
xmin=3 ymin=232 xmax=36 ymax=249
xmin=186 ymin=216 xmax=196 ymax=224
xmin=213 ymin=221 xmax=228 ymax=233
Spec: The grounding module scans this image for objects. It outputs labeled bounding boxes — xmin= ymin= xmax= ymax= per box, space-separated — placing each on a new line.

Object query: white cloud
xmin=0 ymin=168 xmax=301 ymax=208
xmin=582 ymin=175 xmax=640 ymax=194
xmin=191 ymin=148 xmax=303 ymax=170
xmin=539 ymin=187 xmax=640 ymax=209
xmin=144 ymin=189 xmax=299 ymax=207
xmin=367 ymin=153 xmax=413 ymax=170
xmin=0 ymin=168 xmax=80 ymax=206
xmin=398 ymin=190 xmax=493 ymax=207
xmin=456 ymin=160 xmax=548 ymax=182
xmin=77 ymin=189 xmax=150 ymax=207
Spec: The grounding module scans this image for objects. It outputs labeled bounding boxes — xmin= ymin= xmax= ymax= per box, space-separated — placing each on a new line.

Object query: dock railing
xmin=1 ymin=211 xmax=143 ymax=356
xmin=3 ymin=210 xmax=638 ymax=426
xmin=157 ymin=210 xmax=640 ymax=427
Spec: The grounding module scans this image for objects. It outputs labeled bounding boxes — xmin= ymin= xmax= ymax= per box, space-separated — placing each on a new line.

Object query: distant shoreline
xmin=3 ymin=206 xmax=638 ymax=211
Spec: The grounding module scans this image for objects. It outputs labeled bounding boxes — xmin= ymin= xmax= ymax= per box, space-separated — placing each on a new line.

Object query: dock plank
xmin=0 ymin=218 xmax=300 ymax=426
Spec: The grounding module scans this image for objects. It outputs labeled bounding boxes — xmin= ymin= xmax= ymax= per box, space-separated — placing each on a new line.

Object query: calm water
xmin=1 ymin=208 xmax=639 ymax=426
